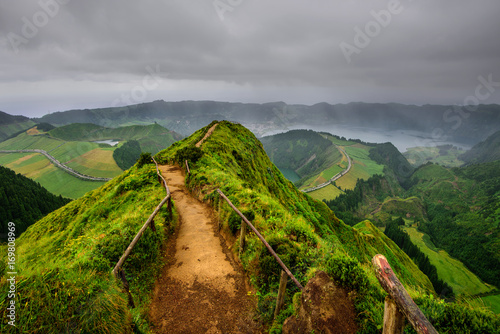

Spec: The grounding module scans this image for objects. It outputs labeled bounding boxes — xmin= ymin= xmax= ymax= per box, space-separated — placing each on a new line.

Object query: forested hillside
xmin=460 ymin=130 xmax=500 ymax=165
xmin=326 ymin=159 xmax=500 ymax=307
xmin=0 ymin=166 xmax=70 ymax=237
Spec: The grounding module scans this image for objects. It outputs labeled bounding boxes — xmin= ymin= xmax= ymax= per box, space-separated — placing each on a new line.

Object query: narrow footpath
xmin=149 ymin=164 xmax=261 ymax=333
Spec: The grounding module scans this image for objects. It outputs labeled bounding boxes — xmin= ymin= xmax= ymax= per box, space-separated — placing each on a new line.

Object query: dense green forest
xmin=384 ymin=218 xmax=454 ymax=298
xmin=326 ymin=159 xmax=500 ymax=291
xmin=112 ymin=140 xmax=142 ymax=170
xmin=0 ymin=166 xmax=71 ymax=237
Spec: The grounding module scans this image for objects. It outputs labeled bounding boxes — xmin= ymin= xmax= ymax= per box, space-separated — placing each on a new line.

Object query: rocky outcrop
xmin=282 ymin=271 xmax=358 ymax=334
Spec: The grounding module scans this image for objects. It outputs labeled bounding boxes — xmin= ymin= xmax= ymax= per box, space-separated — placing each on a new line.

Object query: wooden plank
xmin=372 ymin=254 xmax=438 ymax=334
xmin=383 ymin=296 xmax=405 ymax=334
xmin=274 ymin=270 xmax=288 ymax=319
xmin=217 ymin=189 xmax=304 ymax=290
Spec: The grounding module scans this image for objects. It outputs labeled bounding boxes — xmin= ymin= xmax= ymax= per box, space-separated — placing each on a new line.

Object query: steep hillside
xmin=0 ymin=111 xmax=35 ymax=142
xmin=1 ymin=121 xmax=497 ymax=333
xmin=327 ymin=159 xmax=500 ymax=304
xmin=460 ymin=130 xmax=500 ymax=165
xmin=154 ymin=121 xmax=498 ymax=333
xmin=260 ymin=129 xmax=342 ymax=186
xmin=0 ymin=160 xmax=174 ymax=333
xmin=0 ymin=166 xmax=71 ymax=238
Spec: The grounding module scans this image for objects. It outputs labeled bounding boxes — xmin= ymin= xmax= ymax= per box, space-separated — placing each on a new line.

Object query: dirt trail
xmin=149 ymin=164 xmax=261 ymax=334
xmin=196 ymin=123 xmax=218 ymax=147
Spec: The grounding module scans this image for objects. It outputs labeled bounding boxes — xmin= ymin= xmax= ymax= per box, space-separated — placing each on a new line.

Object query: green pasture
xmin=403 ymin=226 xmax=494 ymax=296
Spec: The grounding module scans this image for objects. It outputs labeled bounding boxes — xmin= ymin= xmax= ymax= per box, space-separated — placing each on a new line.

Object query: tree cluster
xmin=113 ymin=140 xmax=142 ymax=170
xmin=0 ymin=166 xmax=70 ymax=238
xmin=384 ymin=218 xmax=454 ymax=298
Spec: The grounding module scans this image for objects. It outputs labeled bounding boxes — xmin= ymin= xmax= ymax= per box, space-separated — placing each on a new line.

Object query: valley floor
xmin=149 ymin=165 xmax=261 ymax=333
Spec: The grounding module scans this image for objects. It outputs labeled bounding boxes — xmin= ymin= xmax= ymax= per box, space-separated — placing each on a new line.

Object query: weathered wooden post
xmin=117 ymin=268 xmax=135 ymax=308
xmin=274 ymin=270 xmax=288 ymax=319
xmin=239 ymin=219 xmax=246 ymax=257
xmin=383 ymin=296 xmax=405 ymax=334
xmin=185 ymin=160 xmax=190 ymax=174
xmin=372 ymin=254 xmax=438 ymax=334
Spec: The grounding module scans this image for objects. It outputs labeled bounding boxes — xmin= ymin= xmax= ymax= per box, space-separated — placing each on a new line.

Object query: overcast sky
xmin=1 ymin=0 xmax=499 ymax=117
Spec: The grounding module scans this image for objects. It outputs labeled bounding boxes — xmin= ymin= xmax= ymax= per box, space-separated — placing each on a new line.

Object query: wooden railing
xmin=112 ymin=157 xmax=172 ymax=307
xmin=372 ymin=254 xmax=438 ymax=334
xmin=217 ymin=188 xmax=303 ymax=317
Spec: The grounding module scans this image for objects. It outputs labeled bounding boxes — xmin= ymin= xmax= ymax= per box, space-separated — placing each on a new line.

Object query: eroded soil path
xmin=149 ymin=164 xmax=261 ymax=333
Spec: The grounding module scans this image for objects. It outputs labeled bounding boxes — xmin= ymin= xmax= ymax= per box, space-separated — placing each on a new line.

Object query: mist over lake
xmin=262 ymin=124 xmax=472 ymax=153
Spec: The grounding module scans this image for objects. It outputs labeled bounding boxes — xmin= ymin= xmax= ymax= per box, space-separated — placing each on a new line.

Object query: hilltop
xmin=0 ymin=111 xmax=35 ymax=142
xmin=1 ymin=121 xmax=498 ymax=333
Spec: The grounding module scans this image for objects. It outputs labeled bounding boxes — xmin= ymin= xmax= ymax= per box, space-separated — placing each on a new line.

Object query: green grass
xmin=335 ymin=145 xmax=385 ymax=191
xmin=403 ymin=226 xmax=494 ymax=296
xmin=404 ymin=146 xmax=465 ymax=167
xmin=0 ymin=162 xmax=176 ymax=333
xmin=481 ymin=294 xmax=500 ymax=314
xmin=0 ymin=132 xmax=63 ymax=151
xmin=154 ymin=121 xmax=445 ymax=332
xmin=307 ymin=184 xmax=344 ymax=202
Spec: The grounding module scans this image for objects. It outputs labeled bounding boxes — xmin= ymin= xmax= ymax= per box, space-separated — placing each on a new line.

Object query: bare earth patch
xmin=149 ymin=165 xmax=261 ymax=333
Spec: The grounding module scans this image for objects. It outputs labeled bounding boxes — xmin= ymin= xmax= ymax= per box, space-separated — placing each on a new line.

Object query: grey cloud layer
xmin=1 ymin=0 xmax=499 ymax=116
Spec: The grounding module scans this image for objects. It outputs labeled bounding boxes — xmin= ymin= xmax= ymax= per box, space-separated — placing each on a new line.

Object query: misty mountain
xmin=459 ymin=130 xmax=500 ymax=165
xmin=33 ymin=101 xmax=500 ymax=146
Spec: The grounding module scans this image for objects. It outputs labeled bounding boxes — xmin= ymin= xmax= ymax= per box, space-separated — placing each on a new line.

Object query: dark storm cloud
xmin=0 ymin=0 xmax=499 ymax=116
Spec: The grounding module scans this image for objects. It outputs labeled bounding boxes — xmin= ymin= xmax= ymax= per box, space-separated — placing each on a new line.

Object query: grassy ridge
xmin=155 ymin=121 xmax=442 ymax=332
xmin=0 ymin=162 xmax=175 ymax=333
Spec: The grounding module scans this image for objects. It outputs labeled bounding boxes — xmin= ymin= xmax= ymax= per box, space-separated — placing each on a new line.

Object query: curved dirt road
xmin=149 ymin=164 xmax=260 ymax=333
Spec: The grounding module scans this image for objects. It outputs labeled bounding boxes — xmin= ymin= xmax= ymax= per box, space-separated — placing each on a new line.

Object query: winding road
xmin=301 ymin=145 xmax=352 ymax=193
xmin=0 ymin=149 xmax=112 ymax=182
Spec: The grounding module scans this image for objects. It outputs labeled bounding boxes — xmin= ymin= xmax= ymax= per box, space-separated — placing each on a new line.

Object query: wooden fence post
xmin=239 ymin=219 xmax=246 ymax=257
xmin=274 ymin=270 xmax=288 ymax=319
xmin=372 ymin=254 xmax=438 ymax=334
xmin=383 ymin=296 xmax=405 ymax=334
xmin=185 ymin=160 xmax=190 ymax=174
xmin=118 ymin=268 xmax=135 ymax=308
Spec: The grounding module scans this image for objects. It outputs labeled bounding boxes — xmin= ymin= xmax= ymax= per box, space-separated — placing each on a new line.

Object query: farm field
xmin=404 ymin=145 xmax=465 ymax=167
xmin=334 ymin=144 xmax=384 ymax=191
xmin=402 ymin=226 xmax=494 ymax=297
xmin=65 ymin=148 xmax=122 ymax=178
xmin=0 ymin=152 xmax=107 ymax=198
xmin=307 ymin=183 xmax=344 ymax=202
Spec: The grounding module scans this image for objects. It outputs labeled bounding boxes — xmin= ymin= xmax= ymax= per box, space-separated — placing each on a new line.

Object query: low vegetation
xmin=0 ymin=161 xmax=176 ymax=333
